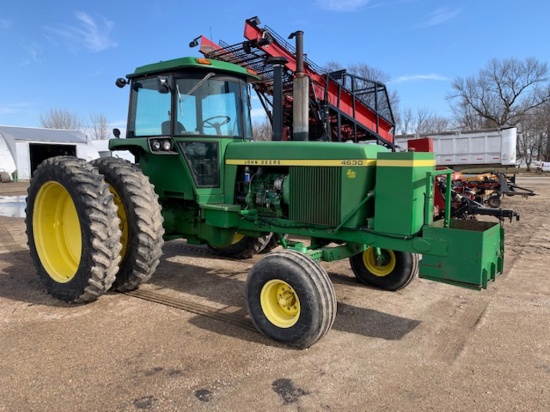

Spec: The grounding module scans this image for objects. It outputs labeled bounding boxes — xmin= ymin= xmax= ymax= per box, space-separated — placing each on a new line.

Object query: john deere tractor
xmin=26 ymin=56 xmax=505 ymax=348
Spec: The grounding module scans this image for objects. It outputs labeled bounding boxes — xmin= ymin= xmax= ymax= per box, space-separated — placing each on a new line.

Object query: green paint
xmin=109 ymin=57 xmax=506 ymax=291
xmin=128 ymin=57 xmax=259 ymax=81
xmin=420 ymin=220 xmax=504 ymax=289
xmin=374 ymin=151 xmax=436 ymax=236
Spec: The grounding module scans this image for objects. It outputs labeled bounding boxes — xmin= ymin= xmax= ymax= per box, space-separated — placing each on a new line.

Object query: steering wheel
xmin=202 ymin=115 xmax=231 ymax=135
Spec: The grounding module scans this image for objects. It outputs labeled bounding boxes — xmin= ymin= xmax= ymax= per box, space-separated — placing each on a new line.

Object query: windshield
xmin=175 ymin=76 xmax=251 ymax=138
xmin=127 ymin=74 xmax=252 ymax=139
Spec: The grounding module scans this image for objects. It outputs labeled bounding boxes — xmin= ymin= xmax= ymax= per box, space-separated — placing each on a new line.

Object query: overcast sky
xmin=1 ymin=0 xmax=549 ymax=134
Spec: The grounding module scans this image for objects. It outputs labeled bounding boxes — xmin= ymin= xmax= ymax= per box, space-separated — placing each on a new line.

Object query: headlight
xmin=149 ymin=138 xmax=176 ymax=154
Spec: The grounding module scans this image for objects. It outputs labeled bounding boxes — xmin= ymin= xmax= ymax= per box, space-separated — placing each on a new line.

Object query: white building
xmin=0 ymin=125 xmax=133 ymax=181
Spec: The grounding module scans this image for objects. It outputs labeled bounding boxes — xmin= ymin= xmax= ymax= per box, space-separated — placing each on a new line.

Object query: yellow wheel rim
xmin=32 ymin=181 xmax=82 ymax=283
xmin=230 ymin=233 xmax=244 ymax=245
xmin=109 ymin=187 xmax=128 ymax=259
xmin=260 ymin=280 xmax=301 ymax=328
xmin=363 ymin=248 xmax=396 ymax=277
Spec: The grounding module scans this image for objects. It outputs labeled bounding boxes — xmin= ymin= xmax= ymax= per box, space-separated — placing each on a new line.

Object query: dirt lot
xmin=1 ymin=177 xmax=549 ymax=411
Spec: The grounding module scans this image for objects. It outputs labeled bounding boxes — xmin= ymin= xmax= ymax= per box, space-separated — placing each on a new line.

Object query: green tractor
xmin=26 ymin=56 xmax=504 ymax=348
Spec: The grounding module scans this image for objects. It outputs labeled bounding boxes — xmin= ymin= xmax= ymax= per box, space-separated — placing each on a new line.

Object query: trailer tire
xmin=91 ymin=158 xmax=164 ymax=292
xmin=350 ymin=248 xmax=418 ymax=291
xmin=26 ymin=156 xmax=122 ymax=303
xmin=245 ymin=250 xmax=337 ymax=349
xmin=210 ymin=233 xmax=274 ymax=259
xmin=487 ymin=194 xmax=501 ymax=208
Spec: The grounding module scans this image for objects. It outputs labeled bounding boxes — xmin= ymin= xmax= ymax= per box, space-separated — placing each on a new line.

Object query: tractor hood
xmin=224 ymin=141 xmax=388 ymax=166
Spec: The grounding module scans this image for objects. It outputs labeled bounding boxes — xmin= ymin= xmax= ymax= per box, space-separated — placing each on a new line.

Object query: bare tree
xmin=324 ymin=61 xmax=399 ymax=122
xmin=416 ymin=108 xmax=453 ymax=135
xmin=89 ymin=113 xmax=110 ymax=140
xmin=398 ymin=107 xmax=453 ymax=135
xmin=253 ymin=119 xmax=272 ymax=141
xmin=540 ymin=103 xmax=550 ymax=161
xmin=517 ymin=125 xmax=540 ymax=171
xmin=516 ymin=101 xmax=550 ymax=169
xmin=448 ymin=57 xmax=550 ymax=129
xmin=450 ymin=99 xmax=487 ymax=130
xmin=40 ymin=108 xmax=81 ymax=130
xmin=397 ymin=107 xmax=414 ymax=135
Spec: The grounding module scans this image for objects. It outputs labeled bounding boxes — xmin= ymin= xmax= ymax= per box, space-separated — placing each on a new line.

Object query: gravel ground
xmin=0 ymin=177 xmax=549 ymax=411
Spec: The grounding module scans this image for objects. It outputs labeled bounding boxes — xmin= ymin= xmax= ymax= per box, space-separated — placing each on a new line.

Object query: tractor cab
xmin=125 ymin=68 xmax=254 ymax=140
xmin=112 ymin=57 xmax=258 ymax=194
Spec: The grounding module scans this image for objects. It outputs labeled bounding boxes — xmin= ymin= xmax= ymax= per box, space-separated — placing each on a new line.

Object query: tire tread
xmin=26 ymin=156 xmax=122 ymax=303
xmin=91 ymin=158 xmax=164 ymax=292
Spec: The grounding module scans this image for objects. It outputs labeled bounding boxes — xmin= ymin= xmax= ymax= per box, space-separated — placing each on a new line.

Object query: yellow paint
xmin=226 ymin=159 xmax=376 ymax=167
xmin=376 ymin=159 xmax=436 ymax=167
xmin=363 ymin=248 xmax=396 ymax=277
xmin=346 ymin=169 xmax=357 ymax=179
xmin=32 ymin=181 xmax=82 ymax=283
xmin=260 ymin=279 xmax=301 ymax=328
xmin=230 ymin=233 xmax=245 ymax=245
xmin=109 ymin=187 xmax=128 ymax=260
xmin=227 ymin=158 xmax=434 ymax=168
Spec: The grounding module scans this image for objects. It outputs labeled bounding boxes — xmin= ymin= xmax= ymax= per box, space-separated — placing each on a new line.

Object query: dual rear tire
xmin=91 ymin=158 xmax=164 ymax=292
xmin=26 ymin=156 xmax=164 ymax=303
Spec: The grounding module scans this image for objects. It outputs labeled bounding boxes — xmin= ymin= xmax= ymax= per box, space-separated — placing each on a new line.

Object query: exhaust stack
xmin=267 ymin=56 xmax=288 ymax=141
xmin=289 ymin=31 xmax=309 ymax=141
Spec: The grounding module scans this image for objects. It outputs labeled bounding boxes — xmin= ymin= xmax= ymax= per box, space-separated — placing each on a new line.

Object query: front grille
xmin=289 ymin=166 xmax=341 ymax=226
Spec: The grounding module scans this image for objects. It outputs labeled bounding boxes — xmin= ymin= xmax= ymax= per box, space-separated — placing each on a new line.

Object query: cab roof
xmin=127 ymin=56 xmax=259 ymax=81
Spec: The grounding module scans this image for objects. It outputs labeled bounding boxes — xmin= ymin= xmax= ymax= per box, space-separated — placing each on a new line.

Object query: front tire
xmin=245 ymin=250 xmax=337 ymax=348
xmin=26 ymin=156 xmax=122 ymax=303
xmin=350 ymin=248 xmax=418 ymax=291
xmin=91 ymin=158 xmax=164 ymax=292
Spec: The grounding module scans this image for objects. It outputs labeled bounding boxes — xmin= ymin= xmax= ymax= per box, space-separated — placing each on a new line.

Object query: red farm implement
xmin=193 ymin=16 xmax=395 ymax=145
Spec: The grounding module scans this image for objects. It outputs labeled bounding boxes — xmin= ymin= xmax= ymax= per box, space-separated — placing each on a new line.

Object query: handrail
xmin=425 ymin=169 xmax=452 ymax=228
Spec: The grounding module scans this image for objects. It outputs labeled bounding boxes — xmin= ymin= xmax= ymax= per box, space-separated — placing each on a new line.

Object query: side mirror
xmin=115 ymin=78 xmax=128 ymax=88
xmin=158 ymin=77 xmax=171 ymax=94
xmin=113 ymin=128 xmax=121 ymax=138
xmin=189 ymin=36 xmax=201 ymax=48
